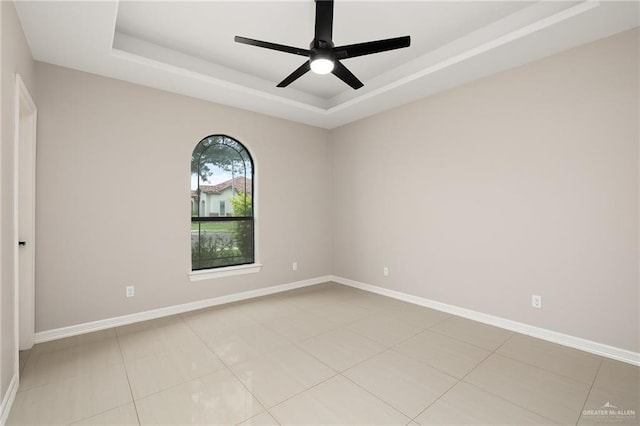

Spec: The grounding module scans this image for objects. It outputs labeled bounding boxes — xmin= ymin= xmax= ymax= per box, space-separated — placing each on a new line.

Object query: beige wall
xmin=19 ymin=20 xmax=640 ymax=360
xmin=34 ymin=62 xmax=332 ymax=331
xmin=332 ymin=29 xmax=639 ymax=352
xmin=1 ymin=0 xmax=36 ymax=408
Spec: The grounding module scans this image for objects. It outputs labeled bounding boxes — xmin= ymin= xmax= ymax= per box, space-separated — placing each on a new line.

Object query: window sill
xmin=189 ymin=263 xmax=262 ymax=281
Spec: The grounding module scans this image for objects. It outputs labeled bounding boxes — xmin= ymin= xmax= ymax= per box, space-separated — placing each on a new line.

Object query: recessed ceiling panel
xmin=14 ymin=0 xmax=640 ymax=128
xmin=115 ymin=1 xmax=534 ymax=99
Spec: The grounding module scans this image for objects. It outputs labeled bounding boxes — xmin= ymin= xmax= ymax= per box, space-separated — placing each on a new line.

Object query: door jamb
xmin=13 ymin=73 xmax=37 ymax=362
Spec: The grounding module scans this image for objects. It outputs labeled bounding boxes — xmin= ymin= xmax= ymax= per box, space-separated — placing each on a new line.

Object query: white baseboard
xmin=330 ymin=275 xmax=640 ymax=367
xmin=32 ymin=273 xmax=639 ymax=367
xmin=34 ymin=276 xmax=332 ymax=344
xmin=0 ymin=373 xmax=18 ymax=426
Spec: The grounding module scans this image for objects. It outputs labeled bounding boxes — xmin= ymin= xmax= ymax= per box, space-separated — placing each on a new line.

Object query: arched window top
xmin=191 ymin=135 xmax=253 ymax=202
xmin=191 ymin=135 xmax=255 ymax=271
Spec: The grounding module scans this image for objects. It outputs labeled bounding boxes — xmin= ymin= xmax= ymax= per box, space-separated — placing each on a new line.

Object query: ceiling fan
xmin=234 ymin=0 xmax=411 ymax=90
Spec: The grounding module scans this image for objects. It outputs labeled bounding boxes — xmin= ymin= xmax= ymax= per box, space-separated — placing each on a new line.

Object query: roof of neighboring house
xmin=191 ymin=177 xmax=252 ymax=197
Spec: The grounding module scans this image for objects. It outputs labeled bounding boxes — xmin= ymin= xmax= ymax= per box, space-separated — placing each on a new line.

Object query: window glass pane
xmin=191 ymin=135 xmax=252 ymax=219
xmin=191 ymin=135 xmax=254 ymax=271
xmin=191 ymin=220 xmax=254 ymax=270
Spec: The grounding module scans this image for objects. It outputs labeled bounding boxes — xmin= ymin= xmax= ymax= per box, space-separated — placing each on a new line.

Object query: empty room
xmin=1 ymin=0 xmax=639 ymax=425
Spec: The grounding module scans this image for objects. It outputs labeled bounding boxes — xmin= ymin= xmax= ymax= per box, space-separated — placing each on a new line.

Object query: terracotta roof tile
xmin=197 ymin=177 xmax=252 ymax=195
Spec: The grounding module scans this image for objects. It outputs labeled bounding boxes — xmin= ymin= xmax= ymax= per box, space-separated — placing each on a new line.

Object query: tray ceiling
xmin=15 ymin=1 xmax=640 ymax=128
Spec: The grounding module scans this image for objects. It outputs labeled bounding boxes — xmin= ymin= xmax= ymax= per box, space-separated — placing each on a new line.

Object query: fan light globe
xmin=310 ymin=58 xmax=334 ymax=75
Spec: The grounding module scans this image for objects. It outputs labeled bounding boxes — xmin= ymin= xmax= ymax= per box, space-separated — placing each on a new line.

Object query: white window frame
xmin=189 ymin=135 xmax=260 ymax=281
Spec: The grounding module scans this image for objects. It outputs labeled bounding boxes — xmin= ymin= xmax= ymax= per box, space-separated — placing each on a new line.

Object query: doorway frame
xmin=13 ymin=73 xmax=37 ymax=358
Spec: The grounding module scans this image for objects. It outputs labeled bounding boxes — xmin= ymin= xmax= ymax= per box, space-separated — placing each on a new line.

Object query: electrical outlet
xmin=531 ymin=294 xmax=542 ymax=309
xmin=126 ymin=285 xmax=135 ymax=298
xmin=292 ymin=262 xmax=298 ymax=271
xmin=383 ymin=266 xmax=389 ymax=276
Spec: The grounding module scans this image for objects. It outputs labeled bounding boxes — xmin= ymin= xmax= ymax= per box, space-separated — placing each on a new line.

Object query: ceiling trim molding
xmin=327 ymin=0 xmax=600 ymax=114
xmin=14 ymin=0 xmax=638 ymax=128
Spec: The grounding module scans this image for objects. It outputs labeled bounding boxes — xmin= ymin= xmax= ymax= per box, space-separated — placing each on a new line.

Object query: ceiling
xmin=15 ymin=1 xmax=640 ymax=129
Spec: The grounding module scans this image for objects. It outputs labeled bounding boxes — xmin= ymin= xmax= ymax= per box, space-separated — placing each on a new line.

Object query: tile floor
xmin=8 ymin=282 xmax=640 ymax=425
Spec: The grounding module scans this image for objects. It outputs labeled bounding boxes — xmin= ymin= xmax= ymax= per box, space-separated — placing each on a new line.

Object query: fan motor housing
xmin=310 ymin=47 xmax=336 ymax=63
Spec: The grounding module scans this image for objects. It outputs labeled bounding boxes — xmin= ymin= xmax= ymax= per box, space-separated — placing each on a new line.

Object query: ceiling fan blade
xmin=234 ymin=36 xmax=309 ymax=57
xmin=314 ymin=0 xmax=334 ymax=42
xmin=334 ymin=36 xmax=410 ymax=60
xmin=277 ymin=61 xmax=311 ymax=87
xmin=332 ymin=60 xmax=363 ymax=90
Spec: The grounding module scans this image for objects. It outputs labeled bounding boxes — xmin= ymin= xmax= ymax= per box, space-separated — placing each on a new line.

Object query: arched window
xmin=191 ymin=135 xmax=254 ymax=270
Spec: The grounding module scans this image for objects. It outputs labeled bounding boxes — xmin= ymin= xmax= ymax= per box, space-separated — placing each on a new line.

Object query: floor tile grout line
xmin=408 ymin=376 xmax=458 ymax=423
xmin=383 ymin=345 xmax=465 ymax=382
xmin=14 ymin=285 xmax=636 ymax=425
xmin=409 ymin=340 xmax=497 ymax=422
xmin=205 ymin=310 xmax=386 ymax=384
xmin=297 ymin=323 xmax=389 ymax=347
xmin=179 ymin=309 xmax=231 ymax=363
xmin=338 ymin=371 xmax=414 ymax=422
xmin=259 ymin=309 xmax=353 ymax=343
xmin=491 ymin=332 xmax=605 ymax=386
xmin=472 ymin=351 xmax=600 ymax=390
xmin=344 ymin=317 xmax=427 ymax=349
xmin=335 ymin=346 xmax=397 ymax=375
xmin=210 ymin=336 xmax=293 ymax=369
xmin=454 ymin=339 xmax=586 ymax=426
xmin=115 ymin=329 xmax=142 ymax=426
xmin=489 ymin=328 xmax=517 ymax=356
xmin=289 ymin=316 xmax=470 ymax=424
xmin=121 ymin=317 xmax=267 ymax=425
xmin=291 ymin=326 xmax=392 ymax=376
xmin=410 ymin=333 xmax=563 ymax=426
xmin=574 ymin=358 xmax=604 ymax=426
xmin=424 ymin=324 xmax=514 ymax=352
xmin=265 ymin=409 xmax=283 ymax=426
xmin=261 ymin=370 xmax=342 ymax=414
xmin=235 ymin=290 xmax=385 ymax=412
xmin=124 ymin=366 xmax=223 ymax=404
xmin=15 ymin=336 xmax=126 ymax=395
xmin=186 ymin=295 xmax=361 ymax=367
xmin=192 ymin=306 xmax=297 ymax=424
xmin=115 ymin=316 xmax=224 ymax=404
xmin=462 ymin=381 xmax=563 ymax=425
xmin=453 ymin=330 xmax=564 ymax=425
xmin=411 ymin=327 xmax=525 ymax=423
xmin=69 ymin=401 xmax=135 ymax=426
xmin=389 ymin=310 xmax=452 ymax=330
xmin=171 ymin=310 xmax=269 ymax=421
xmin=177 ymin=289 xmax=369 ymax=421
xmin=233 ymin=410 xmax=282 ymax=426
xmin=180 ymin=306 xmax=291 ymax=376
xmin=387 ymin=342 xmax=471 ymax=383
xmin=382 ymin=324 xmax=449 ymax=352
xmin=494 ymin=349 xmax=603 ymax=387
xmin=224 ymin=364 xmax=272 ymax=425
